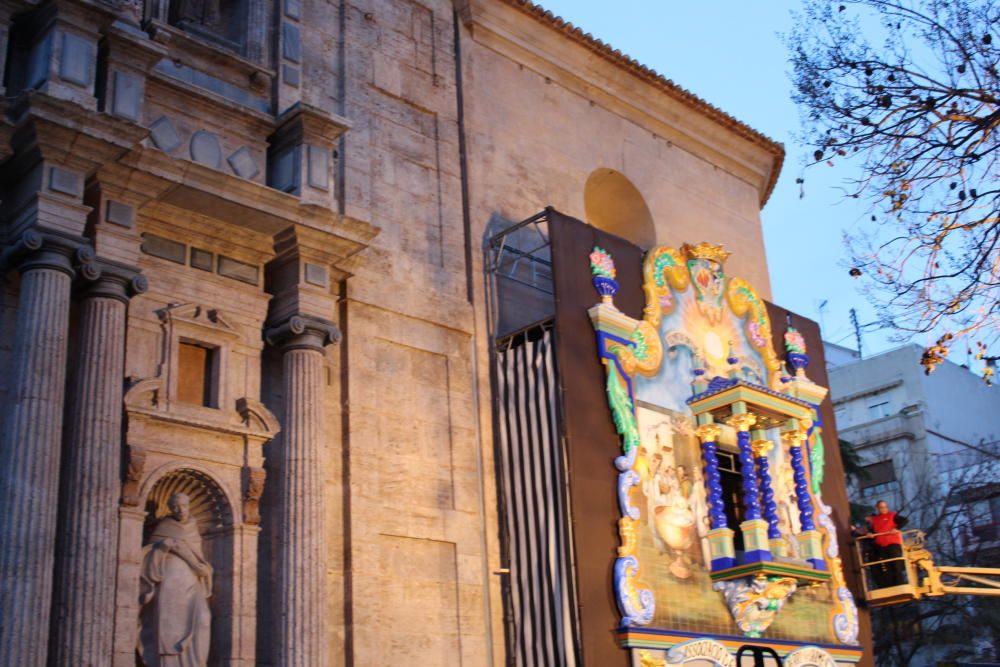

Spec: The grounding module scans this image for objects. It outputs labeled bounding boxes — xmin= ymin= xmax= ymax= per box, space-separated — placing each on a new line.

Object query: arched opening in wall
xmin=583 ymin=168 xmax=656 ymax=249
xmin=142 ymin=468 xmax=235 ymax=666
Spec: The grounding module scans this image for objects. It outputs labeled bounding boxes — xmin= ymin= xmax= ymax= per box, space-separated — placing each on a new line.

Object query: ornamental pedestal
xmin=266 ymin=315 xmax=340 ymax=667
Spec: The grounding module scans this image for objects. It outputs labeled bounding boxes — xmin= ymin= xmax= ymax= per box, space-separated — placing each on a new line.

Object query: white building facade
xmin=827 ymin=343 xmax=1000 ymax=666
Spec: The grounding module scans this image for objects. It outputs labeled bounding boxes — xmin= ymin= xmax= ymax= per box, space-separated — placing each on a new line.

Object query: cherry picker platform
xmin=855 ymin=530 xmax=1000 ymax=607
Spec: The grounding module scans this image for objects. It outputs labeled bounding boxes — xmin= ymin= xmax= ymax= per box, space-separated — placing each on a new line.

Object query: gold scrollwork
xmin=726 ymin=277 xmax=781 ymax=387
xmin=611 ymin=320 xmax=664 ymax=378
xmin=639 ymin=649 xmax=668 ymax=667
xmin=642 ymin=247 xmax=689 ymax=327
xmin=619 ymin=516 xmax=640 ymax=557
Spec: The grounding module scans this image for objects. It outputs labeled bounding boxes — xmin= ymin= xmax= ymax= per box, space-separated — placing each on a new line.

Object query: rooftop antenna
xmin=850 ymin=308 xmax=863 ymax=359
xmin=816 ymin=299 xmax=829 ymax=333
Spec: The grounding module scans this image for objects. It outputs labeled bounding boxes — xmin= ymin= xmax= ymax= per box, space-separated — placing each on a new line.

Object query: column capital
xmin=781 ymin=430 xmax=809 ymax=447
xmin=751 ymin=439 xmax=774 ymax=458
xmin=265 ymin=313 xmax=341 ymax=352
xmin=1 ymin=230 xmax=93 ymax=278
xmin=727 ymin=412 xmax=757 ymax=432
xmin=78 ymin=258 xmax=147 ymax=303
xmin=695 ymin=423 xmax=722 ymax=443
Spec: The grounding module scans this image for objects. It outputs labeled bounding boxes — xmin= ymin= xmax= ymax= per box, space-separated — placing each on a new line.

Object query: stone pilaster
xmin=265 ymin=314 xmax=340 ymax=667
xmin=49 ymin=263 xmax=145 ymax=666
xmin=0 ymin=232 xmax=83 ymax=666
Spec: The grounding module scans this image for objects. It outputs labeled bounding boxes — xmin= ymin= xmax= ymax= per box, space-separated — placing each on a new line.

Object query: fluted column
xmin=50 ymin=267 xmax=146 ymax=665
xmin=0 ymin=233 xmax=81 ymax=665
xmin=265 ymin=314 xmax=340 ymax=667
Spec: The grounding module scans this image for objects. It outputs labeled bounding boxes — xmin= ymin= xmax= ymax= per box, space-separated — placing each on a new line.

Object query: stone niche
xmin=141 ymin=467 xmax=234 ymax=664
xmin=114 ymin=302 xmax=277 ymax=667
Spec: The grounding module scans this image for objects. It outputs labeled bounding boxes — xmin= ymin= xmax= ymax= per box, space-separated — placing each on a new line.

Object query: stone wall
xmin=0 ymin=0 xmax=787 ymax=665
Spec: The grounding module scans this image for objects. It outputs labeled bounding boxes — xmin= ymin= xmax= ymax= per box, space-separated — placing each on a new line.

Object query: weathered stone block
xmin=59 ymin=32 xmax=93 ymax=87
xmin=149 ymin=116 xmax=182 ymax=153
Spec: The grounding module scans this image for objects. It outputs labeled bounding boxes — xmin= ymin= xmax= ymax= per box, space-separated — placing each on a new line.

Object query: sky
xmin=536 ymin=0 xmax=902 ymax=357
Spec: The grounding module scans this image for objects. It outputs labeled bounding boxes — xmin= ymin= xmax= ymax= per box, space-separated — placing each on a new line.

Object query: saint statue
xmin=138 ymin=492 xmax=213 ymax=667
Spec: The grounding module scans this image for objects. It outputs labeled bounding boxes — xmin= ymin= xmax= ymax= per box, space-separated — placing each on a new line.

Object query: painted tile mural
xmin=587 ymin=243 xmax=860 ymax=650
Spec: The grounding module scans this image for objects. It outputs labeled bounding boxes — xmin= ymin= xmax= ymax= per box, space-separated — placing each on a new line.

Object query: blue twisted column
xmin=695 ymin=423 xmax=735 ymax=570
xmin=730 ymin=414 xmax=761 ymax=521
xmin=786 ymin=432 xmax=815 ymax=531
xmin=785 ymin=428 xmax=826 ymax=569
xmin=752 ymin=438 xmax=781 ymax=537
xmin=730 ymin=413 xmax=773 ymax=563
xmin=697 ymin=424 xmax=727 ymax=529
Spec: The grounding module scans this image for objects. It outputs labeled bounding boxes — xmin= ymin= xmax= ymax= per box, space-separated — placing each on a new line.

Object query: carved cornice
xmin=156 ymin=303 xmax=239 ymax=339
xmin=264 ymin=313 xmax=341 ymax=352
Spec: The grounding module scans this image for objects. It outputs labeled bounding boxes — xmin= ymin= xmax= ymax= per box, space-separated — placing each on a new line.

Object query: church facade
xmin=0 ymin=0 xmax=872 ymax=665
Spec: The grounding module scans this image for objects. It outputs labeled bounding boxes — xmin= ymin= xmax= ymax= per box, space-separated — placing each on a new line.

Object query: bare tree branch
xmin=786 ymin=0 xmax=999 ymax=380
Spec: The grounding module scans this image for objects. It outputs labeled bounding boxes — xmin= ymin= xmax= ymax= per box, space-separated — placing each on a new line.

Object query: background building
xmin=827 ymin=344 xmax=1000 ymax=665
xmin=0 ymin=0 xmax=869 ymax=665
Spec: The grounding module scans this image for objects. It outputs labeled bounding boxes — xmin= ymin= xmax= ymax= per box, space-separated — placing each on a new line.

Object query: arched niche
xmin=584 ymin=168 xmax=656 ymax=249
xmin=142 ymin=467 xmax=236 ymax=665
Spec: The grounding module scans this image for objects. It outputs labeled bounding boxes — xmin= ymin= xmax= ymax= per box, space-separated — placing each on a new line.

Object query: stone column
xmin=265 ymin=314 xmax=340 ymax=667
xmin=695 ymin=422 xmax=735 ymax=571
xmin=730 ymin=412 xmax=772 ymax=564
xmin=49 ymin=265 xmax=145 ymax=666
xmin=0 ymin=232 xmax=82 ymax=665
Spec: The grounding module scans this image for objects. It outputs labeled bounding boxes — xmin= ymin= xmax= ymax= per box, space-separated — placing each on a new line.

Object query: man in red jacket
xmin=865 ymin=500 xmax=908 ymax=587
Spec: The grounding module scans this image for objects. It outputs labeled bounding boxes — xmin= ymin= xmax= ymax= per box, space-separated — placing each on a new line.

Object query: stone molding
xmin=265 ymin=313 xmax=341 ymax=352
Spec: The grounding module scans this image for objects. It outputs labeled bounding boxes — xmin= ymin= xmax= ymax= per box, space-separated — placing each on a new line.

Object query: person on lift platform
xmin=854 ymin=500 xmax=908 ymax=588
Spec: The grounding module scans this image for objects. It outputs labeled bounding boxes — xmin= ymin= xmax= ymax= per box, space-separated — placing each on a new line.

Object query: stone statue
xmin=138 ymin=492 xmax=213 ymax=667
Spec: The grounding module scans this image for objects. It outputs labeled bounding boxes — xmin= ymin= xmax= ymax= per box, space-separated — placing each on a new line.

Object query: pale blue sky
xmin=537 ymin=1 xmax=899 ymax=356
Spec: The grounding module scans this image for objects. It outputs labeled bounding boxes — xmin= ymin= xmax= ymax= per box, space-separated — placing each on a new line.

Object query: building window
xmin=716 ymin=450 xmax=745 ymax=551
xmin=176 ymin=341 xmax=218 ymax=407
xmin=868 ymin=400 xmax=892 ymax=420
xmin=170 ymin=0 xmax=247 ymax=53
xmin=859 ymin=459 xmax=899 ymax=497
